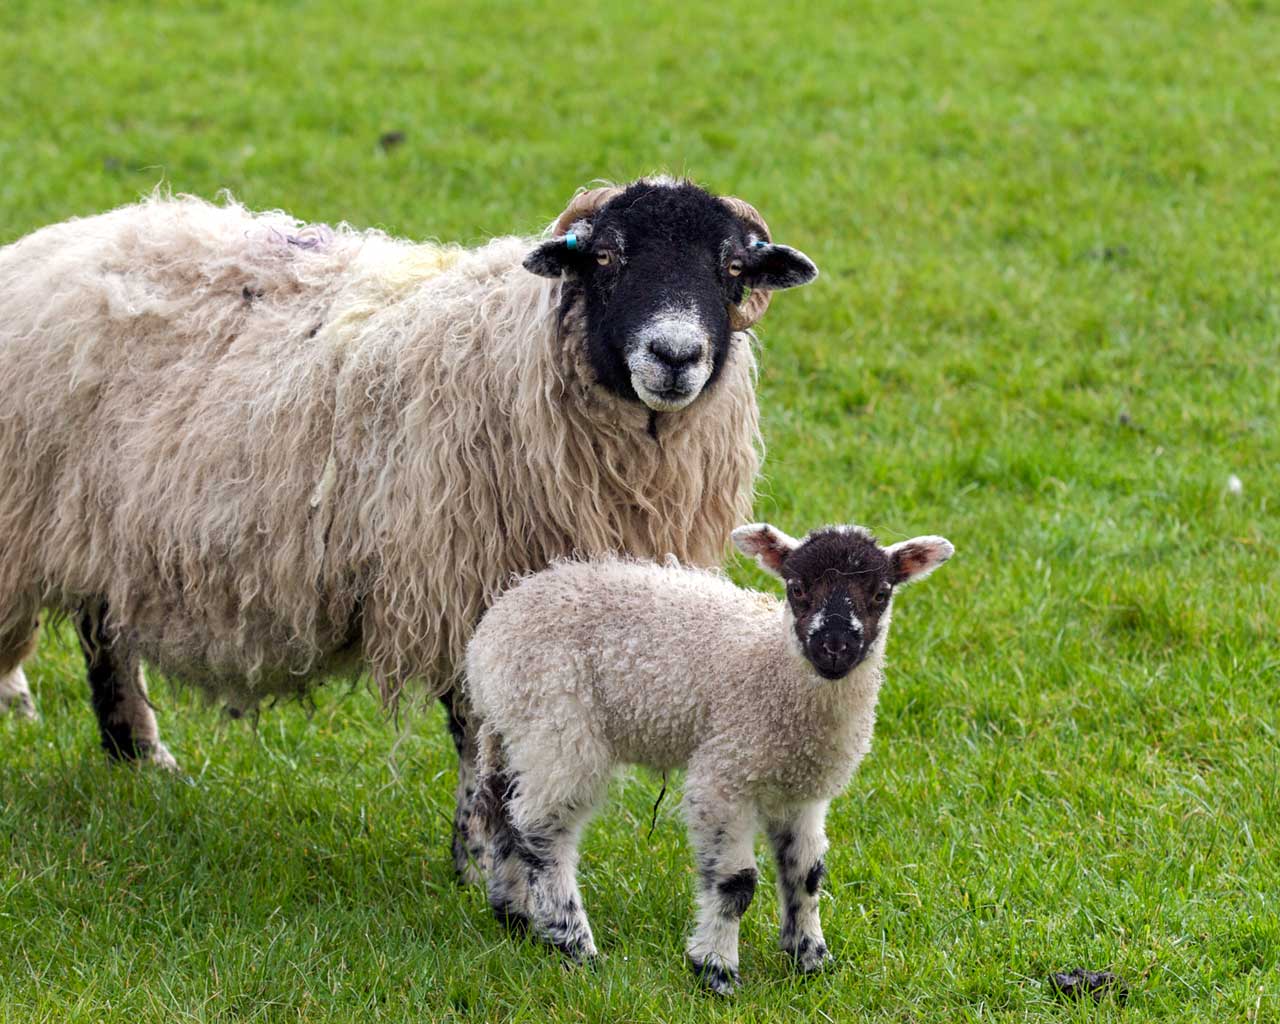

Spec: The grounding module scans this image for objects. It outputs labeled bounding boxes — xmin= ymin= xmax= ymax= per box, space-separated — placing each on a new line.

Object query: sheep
xmin=465 ymin=522 xmax=954 ymax=994
xmin=0 ymin=178 xmax=819 ymax=878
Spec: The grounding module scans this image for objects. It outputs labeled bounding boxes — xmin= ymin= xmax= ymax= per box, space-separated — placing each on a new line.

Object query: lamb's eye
xmin=787 ymin=580 xmax=806 ymax=602
xmin=596 ymin=250 xmax=614 ymax=267
xmin=873 ymin=588 xmax=890 ymax=607
xmin=727 ymin=258 xmax=744 ymax=277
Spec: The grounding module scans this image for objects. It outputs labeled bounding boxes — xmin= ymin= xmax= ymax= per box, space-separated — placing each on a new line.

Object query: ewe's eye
xmin=727 ymin=257 xmax=744 ymax=278
xmin=872 ymin=587 xmax=890 ymax=607
xmin=787 ymin=579 xmax=806 ymax=602
xmin=596 ymin=250 xmax=614 ymax=267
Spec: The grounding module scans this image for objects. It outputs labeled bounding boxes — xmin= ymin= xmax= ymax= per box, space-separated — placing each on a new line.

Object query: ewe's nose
xmin=648 ymin=335 xmax=702 ymax=371
xmin=640 ymin=314 xmax=707 ymax=371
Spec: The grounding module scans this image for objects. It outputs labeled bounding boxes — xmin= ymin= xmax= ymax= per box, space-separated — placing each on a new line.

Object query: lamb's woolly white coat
xmin=0 ymin=195 xmax=760 ymax=705
xmin=466 ymin=557 xmax=888 ymax=828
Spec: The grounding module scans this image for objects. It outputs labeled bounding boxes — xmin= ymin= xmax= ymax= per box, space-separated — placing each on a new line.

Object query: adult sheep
xmin=0 ymin=177 xmax=818 ymax=878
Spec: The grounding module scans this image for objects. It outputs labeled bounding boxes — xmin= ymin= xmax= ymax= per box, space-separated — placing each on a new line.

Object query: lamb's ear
xmin=743 ymin=243 xmax=818 ymax=291
xmin=523 ymin=237 xmax=578 ymax=278
xmin=731 ymin=523 xmax=800 ymax=577
xmin=886 ymin=536 xmax=954 ymax=586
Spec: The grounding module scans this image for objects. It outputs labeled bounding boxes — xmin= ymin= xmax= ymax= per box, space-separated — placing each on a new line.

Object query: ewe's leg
xmin=76 ymin=607 xmax=176 ymax=769
xmin=0 ymin=622 xmax=38 ymax=720
xmin=767 ymin=801 xmax=832 ymax=973
xmin=442 ymin=687 xmax=485 ymax=885
xmin=683 ymin=789 xmax=760 ymax=995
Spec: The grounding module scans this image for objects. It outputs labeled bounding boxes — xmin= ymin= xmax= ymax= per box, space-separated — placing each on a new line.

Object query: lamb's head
xmin=733 ymin=523 xmax=954 ymax=680
xmin=523 ymin=178 xmax=818 ymax=413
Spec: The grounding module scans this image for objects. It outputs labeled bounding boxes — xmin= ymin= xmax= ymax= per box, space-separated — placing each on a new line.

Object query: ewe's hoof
xmin=0 ymin=690 xmax=37 ymax=721
xmin=0 ymin=669 xmax=37 ymax=721
xmin=786 ymin=936 xmax=832 ymax=974
xmin=688 ymin=954 xmax=738 ymax=996
xmin=147 ymin=743 xmax=180 ymax=772
xmin=110 ymin=740 xmax=181 ymax=772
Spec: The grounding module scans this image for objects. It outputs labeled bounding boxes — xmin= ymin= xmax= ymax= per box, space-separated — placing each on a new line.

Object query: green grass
xmin=1 ymin=0 xmax=1278 ymax=1020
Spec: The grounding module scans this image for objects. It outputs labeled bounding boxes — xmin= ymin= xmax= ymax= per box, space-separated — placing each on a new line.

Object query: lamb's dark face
xmin=524 ymin=180 xmax=818 ymax=413
xmin=733 ymin=523 xmax=955 ymax=682
xmin=779 ymin=528 xmax=894 ymax=679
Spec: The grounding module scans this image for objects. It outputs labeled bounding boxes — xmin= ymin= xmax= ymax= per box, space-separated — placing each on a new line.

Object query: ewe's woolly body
xmin=467 ymin=557 xmax=887 ymax=825
xmin=0 ymin=194 xmax=760 ymax=705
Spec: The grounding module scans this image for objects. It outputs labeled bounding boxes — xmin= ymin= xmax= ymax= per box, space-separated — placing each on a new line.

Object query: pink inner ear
xmin=891 ymin=537 xmax=953 ymax=583
xmin=735 ymin=527 xmax=787 ymax=573
xmin=898 ymin=546 xmax=933 ymax=577
xmin=751 ymin=530 xmax=789 ymax=573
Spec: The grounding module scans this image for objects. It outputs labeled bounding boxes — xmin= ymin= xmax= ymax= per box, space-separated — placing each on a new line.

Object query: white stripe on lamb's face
xmin=626 ymin=307 xmax=713 ymax=412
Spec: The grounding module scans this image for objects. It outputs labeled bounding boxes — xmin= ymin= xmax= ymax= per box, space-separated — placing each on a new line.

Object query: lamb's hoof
xmin=455 ymin=859 xmax=485 ymax=888
xmin=688 ymin=954 xmax=738 ymax=996
xmin=786 ymin=936 xmax=832 ymax=974
xmin=452 ymin=834 xmax=487 ymax=887
xmin=550 ymin=934 xmax=599 ymax=965
xmin=490 ymin=901 xmax=531 ymax=934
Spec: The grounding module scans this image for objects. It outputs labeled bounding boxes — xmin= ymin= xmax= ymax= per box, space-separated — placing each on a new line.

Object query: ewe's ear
xmin=523 ymin=237 xmax=578 ymax=278
xmin=886 ymin=536 xmax=954 ymax=586
xmin=743 ymin=243 xmax=818 ymax=291
xmin=731 ymin=523 xmax=800 ymax=577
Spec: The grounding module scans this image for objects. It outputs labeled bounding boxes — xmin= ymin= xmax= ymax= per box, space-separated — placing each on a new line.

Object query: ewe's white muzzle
xmin=626 ymin=308 xmax=713 ymax=412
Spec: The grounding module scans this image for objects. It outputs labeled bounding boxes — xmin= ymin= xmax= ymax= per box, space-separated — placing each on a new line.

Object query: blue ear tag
xmin=564 ymin=232 xmax=578 ymax=250
xmin=753 ymin=239 xmax=767 ymax=249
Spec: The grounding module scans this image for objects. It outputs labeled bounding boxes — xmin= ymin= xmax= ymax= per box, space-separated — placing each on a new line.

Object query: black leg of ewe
xmin=75 ymin=605 xmax=177 ymax=769
xmin=442 ymin=688 xmax=486 ymax=884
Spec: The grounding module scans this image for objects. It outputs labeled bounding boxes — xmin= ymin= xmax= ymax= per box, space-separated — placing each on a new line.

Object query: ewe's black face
xmin=779 ymin=529 xmax=894 ymax=680
xmin=733 ymin=522 xmax=955 ymax=682
xmin=524 ymin=180 xmax=818 ymax=413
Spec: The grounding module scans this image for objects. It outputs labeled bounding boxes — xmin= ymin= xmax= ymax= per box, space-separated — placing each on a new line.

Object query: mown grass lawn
xmin=1 ymin=0 xmax=1277 ymax=1020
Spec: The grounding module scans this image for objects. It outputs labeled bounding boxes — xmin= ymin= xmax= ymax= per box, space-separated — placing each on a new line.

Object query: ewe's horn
xmin=554 ymin=186 xmax=625 ymax=235
xmin=720 ymin=196 xmax=773 ymax=331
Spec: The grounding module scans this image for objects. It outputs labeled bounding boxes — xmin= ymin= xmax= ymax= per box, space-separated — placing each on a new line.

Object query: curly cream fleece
xmin=0 ymin=194 xmax=760 ymax=705
xmin=466 ymin=557 xmax=887 ymax=828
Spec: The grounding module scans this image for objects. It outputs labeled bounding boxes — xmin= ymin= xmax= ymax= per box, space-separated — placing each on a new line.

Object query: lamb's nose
xmin=820 ymin=634 xmax=850 ymax=659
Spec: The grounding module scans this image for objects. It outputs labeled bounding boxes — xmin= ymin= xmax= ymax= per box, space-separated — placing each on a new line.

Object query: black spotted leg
xmin=767 ymin=800 xmax=832 ymax=973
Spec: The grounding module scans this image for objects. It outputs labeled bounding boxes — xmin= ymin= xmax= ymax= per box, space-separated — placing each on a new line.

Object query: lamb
xmin=0 ymin=178 xmax=818 ymax=877
xmin=465 ymin=522 xmax=954 ymax=994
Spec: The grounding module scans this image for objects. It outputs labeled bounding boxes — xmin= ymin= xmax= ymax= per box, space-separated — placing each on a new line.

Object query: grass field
xmin=1 ymin=0 xmax=1278 ymax=1020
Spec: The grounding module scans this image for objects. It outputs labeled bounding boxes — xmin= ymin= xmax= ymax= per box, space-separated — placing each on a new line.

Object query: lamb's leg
xmin=513 ymin=807 xmax=597 ymax=961
xmin=0 ymin=621 xmax=38 ymax=720
xmin=766 ymin=801 xmax=832 ymax=974
xmin=683 ymin=789 xmax=760 ymax=996
xmin=442 ymin=687 xmax=485 ymax=885
xmin=76 ymin=606 xmax=177 ymax=770
xmin=477 ymin=764 xmax=531 ymax=931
